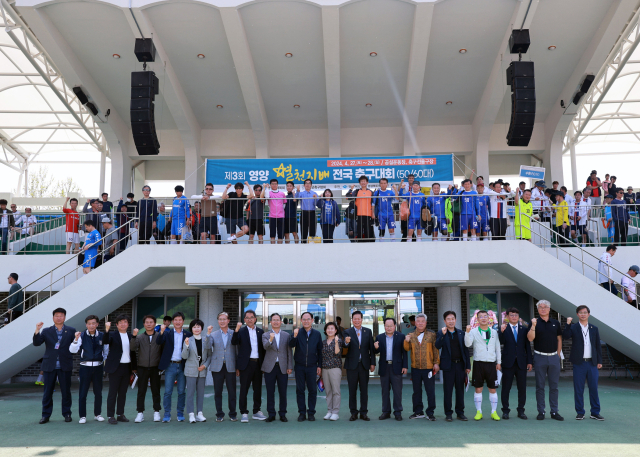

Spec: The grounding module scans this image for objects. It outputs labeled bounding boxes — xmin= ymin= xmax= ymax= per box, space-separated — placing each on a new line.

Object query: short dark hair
xmin=476 ymin=176 xmax=484 ymax=181
xmin=0 ymin=199 xmax=7 ymax=205
xmin=574 ymin=191 xmax=582 ymax=196
xmin=286 ymin=181 xmax=294 ymax=187
xmin=270 ymin=179 xmax=278 ymax=184
xmin=561 ymin=186 xmax=567 ymax=192
xmin=163 ymin=315 xmax=172 ymax=322
xmin=174 ymin=185 xmax=184 ymax=192
xmin=115 ymin=314 xmax=130 ymax=324
xmin=409 ymin=315 xmax=416 ymax=321
xmin=413 ymin=180 xmax=420 ymax=186
xmin=519 ymin=181 xmax=525 ymax=186
xmin=408 ymin=174 xmax=415 ymax=179
xmin=443 ymin=310 xmax=456 ymax=320
xmin=9 ymin=272 xmax=18 ymax=281
xmin=477 ymin=310 xmax=489 ymax=317
xmin=270 ymin=312 xmax=282 ymax=321
xmin=505 ymin=307 xmax=520 ymax=316
xmin=379 ymin=178 xmax=388 ymax=184
xmin=304 ymin=179 xmax=312 ymax=185
xmin=234 ymin=182 xmax=244 ymax=190
xmin=432 ymin=182 xmax=440 ymax=188
xmin=462 ymin=179 xmax=471 ymax=185
xmin=383 ymin=317 xmax=396 ymax=325
xmin=172 ymin=311 xmax=185 ymax=321
xmin=576 ymin=305 xmax=590 ymax=314
xmin=301 ymin=311 xmax=313 ymax=320
xmin=336 ymin=316 xmax=342 ymax=322
xmin=523 ymin=189 xmax=532 ymax=194
xmin=324 ymin=321 xmax=339 ymax=336
xmin=553 ymin=181 xmax=559 ymax=185
xmin=189 ymin=319 xmax=205 ymax=332
xmin=143 ymin=314 xmax=156 ymax=323
xmin=52 ymin=307 xmax=66 ymax=316
xmin=244 ymin=310 xmax=257 ymax=319
xmin=205 ymin=183 xmax=213 ymax=188
xmin=70 ymin=198 xmax=78 ymax=203
xmin=359 ymin=175 xmax=369 ymax=182
xmin=351 ymin=310 xmax=363 ymax=318
xmin=606 ymin=244 xmax=617 ymax=252
xmin=102 ymin=192 xmax=108 ymax=197
xmin=253 ymin=184 xmax=262 ymax=191
xmin=85 ymin=314 xmax=99 ymax=323
xmin=84 ymin=220 xmax=94 ymax=228
xmin=611 ymin=175 xmax=617 ymax=180
xmin=127 ymin=192 xmax=135 ymax=198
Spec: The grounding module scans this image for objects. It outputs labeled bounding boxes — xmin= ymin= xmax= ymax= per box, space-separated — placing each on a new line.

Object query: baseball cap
xmin=630 ymin=265 xmax=640 ymax=274
xmin=536 ymin=180 xmax=546 ymax=188
xmin=101 ymin=216 xmax=111 ymax=223
xmin=604 ymin=194 xmax=613 ymax=199
xmin=628 ymin=186 xmax=634 ymax=190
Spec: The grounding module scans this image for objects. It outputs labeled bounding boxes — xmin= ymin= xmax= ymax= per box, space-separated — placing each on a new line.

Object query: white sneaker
xmin=79 ymin=417 xmax=86 ymax=424
xmin=252 ymin=411 xmax=267 ymax=421
xmin=196 ymin=412 xmax=206 ymax=422
xmin=94 ymin=415 xmax=105 ymax=422
xmin=330 ymin=414 xmax=339 ymax=421
xmin=227 ymin=235 xmax=237 ymax=243
xmin=241 ymin=414 xmax=249 ymax=423
xmin=153 ymin=411 xmax=161 ymax=422
xmin=135 ymin=412 xmax=144 ymax=423
xmin=189 ymin=413 xmax=196 ymax=424
xmin=324 ymin=412 xmax=332 ymax=420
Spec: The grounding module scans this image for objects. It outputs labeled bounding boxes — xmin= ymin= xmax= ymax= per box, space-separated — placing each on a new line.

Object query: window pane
xmin=469 ymin=293 xmax=499 ymax=330
xmin=399 ymin=298 xmax=421 ymax=332
xmin=500 ymin=293 xmax=532 ymax=327
xmin=166 ymin=296 xmax=196 ymax=328
xmin=136 ymin=297 xmax=164 ymax=329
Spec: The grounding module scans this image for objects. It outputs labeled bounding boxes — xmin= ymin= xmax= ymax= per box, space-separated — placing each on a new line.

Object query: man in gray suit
xmin=206 ymin=312 xmax=237 ymax=422
xmin=262 ymin=313 xmax=294 ymax=422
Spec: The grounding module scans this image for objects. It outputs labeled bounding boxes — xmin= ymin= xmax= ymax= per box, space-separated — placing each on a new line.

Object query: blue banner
xmin=205 ymin=155 xmax=454 ymax=190
xmin=519 ymin=165 xmax=545 ymax=180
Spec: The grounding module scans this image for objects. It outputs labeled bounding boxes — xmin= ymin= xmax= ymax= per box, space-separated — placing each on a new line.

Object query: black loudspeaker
xmin=506 ymin=61 xmax=536 ymax=147
xmin=573 ymin=92 xmax=585 ymax=105
xmin=72 ymin=86 xmax=89 ymax=105
xmin=580 ymin=74 xmax=595 ymax=93
xmin=509 ymin=29 xmax=530 ymax=54
xmin=85 ymin=102 xmax=98 ymax=116
xmin=131 ymin=70 xmax=160 ymax=155
xmin=134 ymin=38 xmax=156 ymax=63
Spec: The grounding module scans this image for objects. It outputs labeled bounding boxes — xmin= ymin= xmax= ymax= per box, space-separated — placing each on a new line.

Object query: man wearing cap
xmin=624 ymin=187 xmax=636 ymax=212
xmin=531 ymin=181 xmax=547 ymax=216
xmin=101 ymin=217 xmax=118 ymax=262
xmin=586 ymin=171 xmax=602 ymax=206
xmin=621 ymin=266 xmax=638 ymax=307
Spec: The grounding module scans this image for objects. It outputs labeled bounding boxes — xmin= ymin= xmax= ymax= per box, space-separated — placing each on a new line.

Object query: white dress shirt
xmin=248 ymin=326 xmax=259 ymax=358
xmin=0 ymin=210 xmax=8 ymax=228
xmin=581 ymin=323 xmax=591 ymax=358
xmin=120 ymin=332 xmax=131 ymax=363
xmin=531 ymin=187 xmax=547 ymax=210
xmin=483 ymin=188 xmax=510 ymax=218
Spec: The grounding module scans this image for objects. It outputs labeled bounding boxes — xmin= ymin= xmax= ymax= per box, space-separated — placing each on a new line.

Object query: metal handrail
xmin=0 ymin=217 xmax=140 ymax=328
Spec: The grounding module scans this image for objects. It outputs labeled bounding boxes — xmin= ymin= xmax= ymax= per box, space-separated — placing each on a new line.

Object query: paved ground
xmin=1 ymin=377 xmax=639 ymax=456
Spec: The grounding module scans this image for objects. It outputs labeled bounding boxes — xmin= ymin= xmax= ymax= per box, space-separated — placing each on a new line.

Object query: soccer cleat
xmin=474 ymin=410 xmax=483 ymax=421
xmin=491 ymin=412 xmax=501 ymax=421
xmin=135 ymin=412 xmax=144 ymax=423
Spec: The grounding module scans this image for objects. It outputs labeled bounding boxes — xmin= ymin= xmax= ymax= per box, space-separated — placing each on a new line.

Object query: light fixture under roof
xmin=548 ymin=45 xmax=557 ymax=51
xmin=197 ymin=54 xmax=205 ymax=59
xmin=370 ymin=52 xmax=377 ymax=57
xmin=216 ymin=105 xmax=223 ymax=109
xmin=446 ymin=101 xmax=453 ymax=105
xmin=112 ymin=54 xmax=121 ymax=59
xmin=365 ymin=103 xmax=372 ymax=107
xmin=293 ymin=104 xmax=300 ymax=109
xmin=285 ymin=53 xmax=293 ymax=58
xmin=459 ymin=49 xmax=467 ymax=54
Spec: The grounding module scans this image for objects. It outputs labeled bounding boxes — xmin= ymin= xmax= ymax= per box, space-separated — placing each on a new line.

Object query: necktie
xmin=513 ymin=325 xmax=518 ymax=342
xmin=357 ymin=330 xmax=361 ymax=345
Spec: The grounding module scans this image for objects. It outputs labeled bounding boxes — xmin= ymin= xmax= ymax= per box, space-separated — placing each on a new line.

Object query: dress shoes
xmin=117 ymin=415 xmax=129 ymax=422
xmin=308 ymin=414 xmax=315 ymax=421
xmin=297 ymin=414 xmax=306 ymax=422
xmin=349 ymin=414 xmax=358 ymax=421
xmin=64 ymin=416 xmax=72 ymax=423
xmin=502 ymin=413 xmax=509 ymax=420
xmin=280 ymin=416 xmax=288 ymax=422
xmin=379 ymin=413 xmax=391 ymax=420
xmin=360 ymin=413 xmax=370 ymax=421
xmin=39 ymin=417 xmax=49 ymax=424
xmin=265 ymin=417 xmax=276 ymax=422
xmin=518 ymin=413 xmax=528 ymax=420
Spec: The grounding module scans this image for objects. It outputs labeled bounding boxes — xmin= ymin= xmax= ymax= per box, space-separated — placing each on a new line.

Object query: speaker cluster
xmin=506 ymin=29 xmax=535 ymax=147
xmin=131 ymin=38 xmax=160 ymax=156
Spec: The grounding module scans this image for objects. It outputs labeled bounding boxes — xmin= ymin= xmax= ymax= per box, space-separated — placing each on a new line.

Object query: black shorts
xmin=471 ymin=361 xmax=498 ymax=388
xmin=269 ymin=218 xmax=285 ymax=239
xmin=199 ymin=217 xmax=218 ymax=236
xmin=284 ymin=217 xmax=297 ymax=234
xmin=571 ymin=224 xmax=586 ymax=235
xmin=248 ymin=219 xmax=265 ymax=236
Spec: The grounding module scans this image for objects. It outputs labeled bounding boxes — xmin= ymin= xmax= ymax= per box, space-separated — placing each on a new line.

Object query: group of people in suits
xmin=32 ymin=300 xmax=604 ymax=424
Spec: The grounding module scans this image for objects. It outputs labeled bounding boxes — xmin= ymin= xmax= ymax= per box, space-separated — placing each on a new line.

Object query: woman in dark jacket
xmin=316 ymin=190 xmax=341 ymax=243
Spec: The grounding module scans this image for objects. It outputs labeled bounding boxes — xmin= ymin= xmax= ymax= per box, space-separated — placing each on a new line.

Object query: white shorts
xmin=66 ymin=232 xmax=79 ymax=244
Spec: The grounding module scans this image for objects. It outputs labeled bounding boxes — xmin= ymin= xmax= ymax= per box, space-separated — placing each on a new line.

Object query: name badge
xmin=55 ymin=342 xmax=60 ymax=350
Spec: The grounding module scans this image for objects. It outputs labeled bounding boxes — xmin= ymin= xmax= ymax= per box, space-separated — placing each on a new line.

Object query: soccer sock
xmin=490 ymin=392 xmax=498 ymax=413
xmin=474 ymin=392 xmax=482 ymax=412
xmin=471 ymin=236 xmax=477 ymax=241
xmin=463 ymin=233 xmax=468 ymax=241
xmin=36 ymin=373 xmax=43 ymax=383
xmin=171 ymin=239 xmax=177 ymax=245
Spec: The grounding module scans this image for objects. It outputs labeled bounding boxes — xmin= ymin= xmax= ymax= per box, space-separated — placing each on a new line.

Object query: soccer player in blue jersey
xmin=404 ymin=181 xmax=426 ymax=242
xmin=476 ymin=183 xmax=491 ymax=240
xmin=169 ymin=185 xmax=191 ymax=244
xmin=374 ymin=178 xmax=399 ymax=242
xmin=456 ymin=179 xmax=480 ymax=241
xmin=427 ymin=183 xmax=448 ymax=241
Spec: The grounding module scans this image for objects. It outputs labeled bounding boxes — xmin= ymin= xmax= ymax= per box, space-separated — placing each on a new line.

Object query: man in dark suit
xmin=374 ymin=318 xmax=407 ymax=421
xmin=289 ymin=311 xmax=322 ymax=422
xmin=563 ymin=305 xmax=604 ymax=420
xmin=103 ymin=314 xmax=137 ymax=424
xmin=33 ymin=307 xmax=75 ymax=424
xmin=343 ymin=310 xmax=376 ymax=421
xmin=156 ymin=311 xmax=192 ymax=422
xmin=498 ymin=307 xmax=533 ymax=420
xmin=232 ymin=309 xmax=266 ymax=422
xmin=435 ymin=310 xmax=471 ymax=422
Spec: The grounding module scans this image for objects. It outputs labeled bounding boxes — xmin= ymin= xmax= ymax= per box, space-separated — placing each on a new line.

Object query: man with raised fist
xmin=33 ymin=307 xmax=75 ymax=424
xmin=262 ymin=313 xmax=294 ymax=422
xmin=289 ymin=312 xmax=322 ymax=422
xmin=207 ymin=312 xmax=238 ymax=422
xmin=344 ymin=310 xmax=376 ymax=421
xmin=132 ymin=314 xmax=162 ymax=423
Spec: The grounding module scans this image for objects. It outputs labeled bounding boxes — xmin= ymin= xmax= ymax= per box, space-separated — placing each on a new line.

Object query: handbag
xmin=317 ymin=377 xmax=325 ymax=393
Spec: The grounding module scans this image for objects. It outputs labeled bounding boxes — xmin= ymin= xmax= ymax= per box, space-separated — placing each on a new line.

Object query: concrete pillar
xmin=437 ymin=286 xmax=462 ymax=330
xmin=199 ymin=288 xmax=223 ymax=386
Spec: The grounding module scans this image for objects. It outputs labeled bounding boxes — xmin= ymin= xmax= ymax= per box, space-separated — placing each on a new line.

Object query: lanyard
xmin=478 ymin=327 xmax=491 ymax=349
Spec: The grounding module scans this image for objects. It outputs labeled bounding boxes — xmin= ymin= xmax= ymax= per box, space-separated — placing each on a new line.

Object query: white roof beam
xmin=402 ymin=2 xmax=434 ymax=156
xmin=220 ymin=7 xmax=270 ymax=158
xmin=321 ymin=6 xmax=341 ymax=158
xmin=470 ymin=0 xmax=538 ymax=178
xmin=130 ymin=8 xmax=204 ymax=196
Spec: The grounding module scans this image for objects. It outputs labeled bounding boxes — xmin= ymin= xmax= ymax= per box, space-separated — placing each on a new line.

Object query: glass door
xmin=299 ymin=300 xmax=327 ymax=338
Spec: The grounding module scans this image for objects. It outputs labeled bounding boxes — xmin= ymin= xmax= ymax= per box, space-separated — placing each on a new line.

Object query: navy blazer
xmin=435 ymin=328 xmax=471 ymax=371
xmin=231 ymin=325 xmax=266 ymax=371
xmin=33 ymin=324 xmax=76 ymax=372
xmin=343 ymin=326 xmax=376 ymax=370
xmin=498 ymin=323 xmax=533 ymax=370
xmin=374 ymin=332 xmax=408 ymax=376
xmin=563 ymin=322 xmax=603 ymax=366
xmin=156 ymin=328 xmax=192 ymax=371
xmin=102 ymin=331 xmax=138 ymax=374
